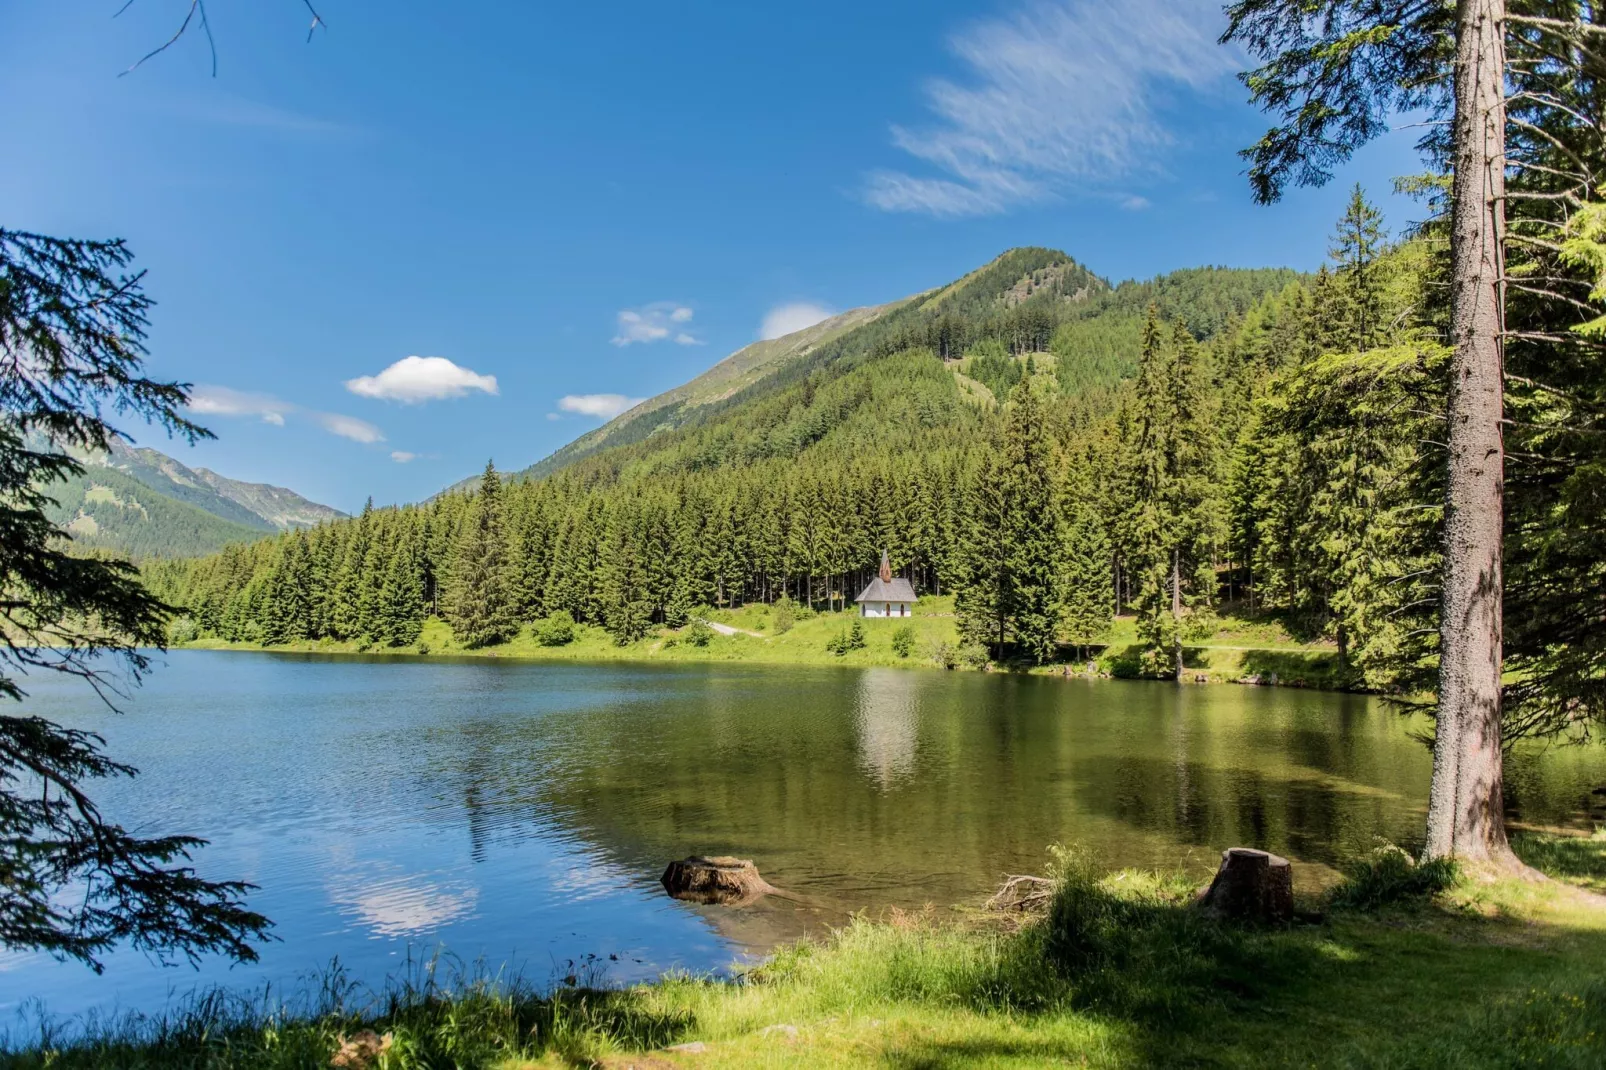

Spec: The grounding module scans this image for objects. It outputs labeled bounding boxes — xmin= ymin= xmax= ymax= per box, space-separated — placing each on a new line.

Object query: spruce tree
xmin=444 ymin=462 xmax=517 ymax=648
xmin=1123 ymin=309 xmax=1178 ymax=673
xmin=1061 ymin=451 xmax=1113 ymax=660
xmin=1001 ymin=380 xmax=1061 ymax=663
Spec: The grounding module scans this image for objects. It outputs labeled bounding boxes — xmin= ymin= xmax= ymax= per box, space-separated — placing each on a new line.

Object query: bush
xmin=416 ymin=641 xmax=430 ymax=656
xmin=891 ymin=624 xmax=916 ymax=658
xmin=958 ymin=642 xmax=990 ymax=670
xmin=772 ymin=596 xmax=797 ymax=634
xmin=1326 ymin=845 xmax=1459 ymax=912
xmin=828 ymin=618 xmax=868 ymax=656
xmin=684 ymin=620 xmax=714 ymax=647
xmin=927 ymin=640 xmax=959 ymax=669
xmin=167 ymin=615 xmax=199 ymax=645
xmin=535 ymin=610 xmax=576 ymax=647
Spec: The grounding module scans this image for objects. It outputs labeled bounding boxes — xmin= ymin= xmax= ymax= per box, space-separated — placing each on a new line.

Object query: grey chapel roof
xmin=855 ymin=576 xmax=918 ymax=603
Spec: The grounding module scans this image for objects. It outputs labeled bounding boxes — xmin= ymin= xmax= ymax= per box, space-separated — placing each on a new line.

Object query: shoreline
xmin=11 ymin=835 xmax=1605 ymax=1068
xmin=173 ymin=604 xmax=1353 ymax=691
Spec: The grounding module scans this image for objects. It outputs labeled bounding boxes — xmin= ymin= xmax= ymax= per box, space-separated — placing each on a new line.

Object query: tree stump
xmin=1197 ymin=848 xmax=1294 ymax=923
xmin=661 ymin=856 xmax=776 ymax=905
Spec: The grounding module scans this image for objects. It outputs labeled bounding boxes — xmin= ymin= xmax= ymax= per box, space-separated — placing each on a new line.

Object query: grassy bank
xmin=9 ymin=833 xmax=1605 ymax=1069
xmin=181 ymin=597 xmax=1346 ymax=687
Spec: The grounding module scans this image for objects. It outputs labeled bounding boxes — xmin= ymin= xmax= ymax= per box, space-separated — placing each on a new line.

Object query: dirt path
xmin=698 ymin=618 xmax=765 ymax=639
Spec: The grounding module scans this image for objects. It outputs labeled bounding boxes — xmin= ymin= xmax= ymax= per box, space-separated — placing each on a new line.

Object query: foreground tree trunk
xmin=1426 ymin=0 xmax=1513 ymax=864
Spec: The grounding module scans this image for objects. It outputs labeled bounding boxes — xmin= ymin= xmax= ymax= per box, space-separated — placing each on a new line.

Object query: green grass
xmin=182 ymin=599 xmax=1356 ymax=692
xmin=11 ymin=836 xmax=1606 ymax=1069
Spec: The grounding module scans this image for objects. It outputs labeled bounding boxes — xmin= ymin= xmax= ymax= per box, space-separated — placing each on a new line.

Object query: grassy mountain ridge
xmin=46 ymin=465 xmax=272 ymax=559
xmin=45 ymin=438 xmax=347 ymax=559
xmin=510 ymin=301 xmax=905 ymax=485
xmin=482 ymin=250 xmax=1296 ymax=490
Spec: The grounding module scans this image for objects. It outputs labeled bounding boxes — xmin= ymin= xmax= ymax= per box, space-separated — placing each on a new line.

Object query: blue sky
xmin=1 ymin=0 xmax=1424 ymax=512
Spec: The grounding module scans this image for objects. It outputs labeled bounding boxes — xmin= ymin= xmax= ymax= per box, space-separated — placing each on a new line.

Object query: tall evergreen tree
xmin=1001 ymin=381 xmax=1061 ymax=663
xmin=444 ymin=462 xmax=517 ymax=648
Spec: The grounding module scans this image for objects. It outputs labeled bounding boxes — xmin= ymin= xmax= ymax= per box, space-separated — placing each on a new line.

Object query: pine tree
xmin=1123 ymin=309 xmax=1178 ymax=673
xmin=1000 ymin=380 xmax=1060 ymax=662
xmin=376 ymin=525 xmax=424 ymax=647
xmin=1061 ymin=451 xmax=1113 ymax=660
xmin=444 ymin=462 xmax=517 ymax=648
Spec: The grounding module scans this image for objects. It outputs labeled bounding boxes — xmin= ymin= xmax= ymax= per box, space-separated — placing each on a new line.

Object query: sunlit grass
xmin=10 ymin=836 xmax=1606 ymax=1069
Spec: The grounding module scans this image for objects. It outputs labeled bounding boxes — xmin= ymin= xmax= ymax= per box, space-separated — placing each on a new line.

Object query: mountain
xmin=96 ymin=439 xmax=346 ymax=530
xmin=168 ymin=243 xmax=1311 ymax=651
xmin=456 ymin=249 xmax=1296 ymax=491
xmin=515 ymin=301 xmax=904 ymax=484
xmin=44 ymin=439 xmax=346 ymax=559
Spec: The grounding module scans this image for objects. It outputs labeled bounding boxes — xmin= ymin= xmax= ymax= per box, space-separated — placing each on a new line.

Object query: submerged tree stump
xmin=661 ymin=856 xmax=776 ymax=905
xmin=1197 ymin=848 xmax=1294 ymax=923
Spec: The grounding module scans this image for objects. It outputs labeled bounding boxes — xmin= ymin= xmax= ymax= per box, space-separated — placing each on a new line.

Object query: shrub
xmin=684 ymin=620 xmax=714 ymax=647
xmin=927 ymin=640 xmax=959 ymax=669
xmin=1326 ymin=845 xmax=1459 ymax=912
xmin=167 ymin=615 xmax=199 ymax=645
xmin=416 ymin=641 xmax=430 ymax=656
xmin=772 ymin=596 xmax=797 ymax=634
xmin=958 ymin=642 xmax=990 ymax=670
xmin=891 ymin=625 xmax=916 ymax=658
xmin=535 ymin=610 xmax=576 ymax=647
xmin=828 ymin=619 xmax=868 ymax=656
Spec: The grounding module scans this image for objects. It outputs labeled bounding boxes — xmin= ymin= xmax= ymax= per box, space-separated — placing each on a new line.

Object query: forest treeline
xmin=143 ymin=189 xmax=1601 ymax=744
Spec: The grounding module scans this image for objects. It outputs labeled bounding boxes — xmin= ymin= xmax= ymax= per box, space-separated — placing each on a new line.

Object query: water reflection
xmin=328 ymin=868 xmax=479 ymax=937
xmin=8 ymin=653 xmax=1604 ymax=1023
xmin=854 ymin=670 xmax=921 ymax=791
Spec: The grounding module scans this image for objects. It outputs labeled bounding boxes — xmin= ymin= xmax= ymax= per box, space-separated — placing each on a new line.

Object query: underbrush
xmin=1325 ymin=844 xmax=1460 ymax=912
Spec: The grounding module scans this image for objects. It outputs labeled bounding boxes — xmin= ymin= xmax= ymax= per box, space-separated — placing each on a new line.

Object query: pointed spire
xmin=879 ymin=548 xmax=892 ymax=583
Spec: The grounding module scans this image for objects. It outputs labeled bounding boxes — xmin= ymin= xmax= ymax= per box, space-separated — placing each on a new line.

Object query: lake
xmin=6 ymin=651 xmax=1604 ymax=1024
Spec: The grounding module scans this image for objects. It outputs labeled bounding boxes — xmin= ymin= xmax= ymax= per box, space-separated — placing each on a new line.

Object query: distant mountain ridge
xmin=96 ymin=439 xmax=345 ymax=530
xmin=44 ymin=438 xmax=345 ymax=559
xmin=442 ymin=247 xmax=1296 ymax=495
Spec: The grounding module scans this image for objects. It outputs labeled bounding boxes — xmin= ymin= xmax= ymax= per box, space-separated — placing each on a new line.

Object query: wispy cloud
xmin=760 ymin=302 xmax=836 ymax=341
xmin=189 ymin=386 xmax=384 ymax=444
xmin=152 ymin=91 xmax=354 ymax=136
xmin=612 ymin=303 xmax=701 ymax=346
xmin=345 ymin=356 xmax=499 ymax=404
xmin=559 ymin=394 xmax=646 ymax=420
xmin=864 ymin=0 xmax=1237 ymax=217
xmin=390 ymin=451 xmax=417 ymax=463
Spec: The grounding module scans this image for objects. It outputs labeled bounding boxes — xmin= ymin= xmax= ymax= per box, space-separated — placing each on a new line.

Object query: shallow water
xmin=5 ymin=651 xmax=1603 ymax=1023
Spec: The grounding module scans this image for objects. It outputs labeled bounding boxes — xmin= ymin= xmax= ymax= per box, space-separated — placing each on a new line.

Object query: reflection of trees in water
xmin=854 ymin=670 xmax=921 ymax=791
xmin=418 ymin=671 xmax=1479 ymax=920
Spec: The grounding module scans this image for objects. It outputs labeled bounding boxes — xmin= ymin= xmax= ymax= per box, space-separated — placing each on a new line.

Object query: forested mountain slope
xmin=46 ymin=438 xmax=346 ymax=558
xmin=153 ymin=243 xmax=1300 ymax=648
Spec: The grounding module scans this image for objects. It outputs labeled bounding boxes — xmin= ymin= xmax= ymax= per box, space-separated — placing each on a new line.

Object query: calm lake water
xmin=5 ymin=651 xmax=1605 ymax=1023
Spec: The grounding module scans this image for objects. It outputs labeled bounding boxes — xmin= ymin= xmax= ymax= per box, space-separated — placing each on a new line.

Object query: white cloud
xmin=189 ymin=385 xmax=384 ymax=444
xmin=345 ymin=356 xmax=499 ymax=404
xmin=559 ymin=393 xmax=646 ymax=420
xmin=187 ymin=386 xmax=293 ymax=425
xmin=310 ymin=412 xmax=386 ymax=444
xmin=612 ymin=303 xmax=701 ymax=346
xmin=760 ymin=302 xmax=836 ymax=341
xmin=545 ymin=412 xmax=562 ymax=421
xmin=1121 ymin=195 xmax=1152 ymax=211
xmin=864 ymin=0 xmax=1238 ymax=217
xmin=390 ymin=451 xmax=417 ymax=463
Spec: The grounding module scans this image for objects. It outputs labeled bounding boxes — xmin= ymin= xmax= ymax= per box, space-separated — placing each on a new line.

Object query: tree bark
xmin=1426 ymin=0 xmax=1513 ymax=864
